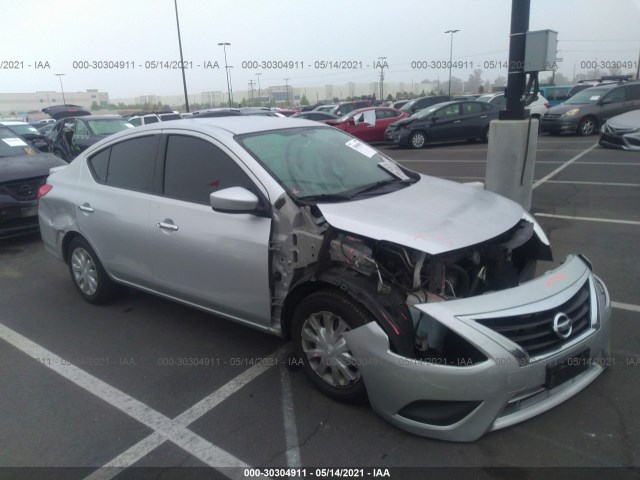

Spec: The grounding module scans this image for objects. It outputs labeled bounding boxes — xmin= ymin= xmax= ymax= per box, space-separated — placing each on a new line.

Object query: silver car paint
xmin=599 ymin=108 xmax=640 ymax=151
xmin=39 ymin=117 xmax=612 ymax=441
xmin=317 ymin=174 xmax=524 ymax=255
xmin=345 ymin=255 xmax=611 ymax=442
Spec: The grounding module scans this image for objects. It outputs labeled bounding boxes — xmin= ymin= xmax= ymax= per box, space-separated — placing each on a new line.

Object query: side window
xmin=144 ymin=116 xmax=159 ymax=124
xmin=163 ymin=135 xmax=255 ymax=205
xmin=75 ymin=121 xmax=89 ymax=136
xmin=627 ymin=84 xmax=640 ymax=101
xmin=375 ymin=109 xmax=392 ymax=119
xmin=130 ymin=117 xmax=141 ymax=126
xmin=439 ymin=104 xmax=461 ymax=118
xmin=88 ymin=148 xmax=110 ymax=183
xmin=106 ymin=136 xmax=158 ymax=192
xmin=492 ymin=95 xmax=507 ymax=107
xmin=603 ymin=87 xmax=626 ymax=103
xmin=462 ymin=102 xmax=483 ymax=114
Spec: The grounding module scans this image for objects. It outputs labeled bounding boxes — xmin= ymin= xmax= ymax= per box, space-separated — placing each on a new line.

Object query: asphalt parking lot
xmin=1 ymin=133 xmax=639 ymax=479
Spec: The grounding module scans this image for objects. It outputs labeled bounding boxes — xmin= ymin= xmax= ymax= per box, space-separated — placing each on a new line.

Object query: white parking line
xmin=0 ymin=322 xmax=281 ymax=479
xmin=534 ymin=213 xmax=640 ymax=226
xmin=280 ymin=364 xmax=301 ymax=468
xmin=532 ymin=144 xmax=599 ymax=189
xmin=612 ymin=302 xmax=640 ymax=313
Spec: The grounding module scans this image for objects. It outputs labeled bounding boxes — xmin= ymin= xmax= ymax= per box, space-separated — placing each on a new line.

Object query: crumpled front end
xmin=344 ymin=255 xmax=611 ymax=442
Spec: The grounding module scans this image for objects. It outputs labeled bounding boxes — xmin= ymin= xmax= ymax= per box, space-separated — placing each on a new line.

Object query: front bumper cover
xmin=344 ymin=255 xmax=611 ymax=442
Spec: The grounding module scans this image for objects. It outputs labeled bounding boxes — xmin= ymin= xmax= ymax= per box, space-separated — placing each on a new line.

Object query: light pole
xmin=174 ymin=0 xmax=190 ymax=112
xmin=54 ymin=73 xmax=66 ymax=103
xmin=378 ymin=56 xmax=387 ymax=102
xmin=227 ymin=66 xmax=234 ymax=107
xmin=255 ymin=73 xmax=262 ymax=106
xmin=444 ymin=29 xmax=459 ymax=96
xmin=218 ymin=42 xmax=232 ymax=107
xmin=284 ymin=78 xmax=290 ymax=106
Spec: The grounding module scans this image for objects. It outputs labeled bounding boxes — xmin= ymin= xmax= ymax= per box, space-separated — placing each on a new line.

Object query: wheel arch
xmin=281 ymin=269 xmax=414 ymax=356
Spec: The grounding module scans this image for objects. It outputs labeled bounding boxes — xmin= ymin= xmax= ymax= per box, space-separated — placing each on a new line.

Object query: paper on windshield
xmin=589 ymin=96 xmax=601 ymax=101
xmin=3 ymin=138 xmax=28 ymax=147
xmin=345 ymin=138 xmax=377 ymax=158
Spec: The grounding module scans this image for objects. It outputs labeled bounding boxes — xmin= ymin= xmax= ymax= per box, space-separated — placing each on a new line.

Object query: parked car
xmin=324 ymin=107 xmax=407 ymax=142
xmin=566 ymin=75 xmax=633 ymax=99
xmin=476 ymin=92 xmax=549 ymax=119
xmin=39 ymin=117 xmax=611 ymax=442
xmin=1 ymin=121 xmax=50 ymax=152
xmin=399 ymin=95 xmax=452 ymax=115
xmin=290 ymin=111 xmax=339 ymax=121
xmin=0 ymin=125 xmax=66 ymax=238
xmin=541 ymin=81 xmax=640 ymax=136
xmin=331 ymin=100 xmax=372 ymax=117
xmin=390 ymin=99 xmax=411 ymax=109
xmin=599 ymin=109 xmax=640 ymax=150
xmin=191 ymin=108 xmax=243 ymax=118
xmin=386 ymin=100 xmax=500 ymax=148
xmin=48 ymin=115 xmax=134 ymax=161
xmin=312 ymin=104 xmax=337 ymax=113
xmin=538 ymin=85 xmax=571 ymax=106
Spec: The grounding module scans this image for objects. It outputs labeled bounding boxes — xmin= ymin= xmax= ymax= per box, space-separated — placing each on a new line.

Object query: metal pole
xmin=219 ymin=42 xmax=232 ymax=107
xmin=174 ymin=0 xmax=189 ymax=112
xmin=255 ymin=73 xmax=262 ymax=107
xmin=284 ymin=78 xmax=290 ymax=106
xmin=228 ymin=66 xmax=234 ymax=106
xmin=500 ymin=0 xmax=530 ymax=120
xmin=445 ymin=30 xmax=459 ymax=96
xmin=54 ymin=74 xmax=66 ymax=103
xmin=378 ymin=56 xmax=387 ymax=102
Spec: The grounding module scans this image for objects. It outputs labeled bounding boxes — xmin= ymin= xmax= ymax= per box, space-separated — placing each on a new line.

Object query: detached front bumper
xmin=384 ymin=129 xmax=410 ymax=146
xmin=345 ymin=255 xmax=611 ymax=442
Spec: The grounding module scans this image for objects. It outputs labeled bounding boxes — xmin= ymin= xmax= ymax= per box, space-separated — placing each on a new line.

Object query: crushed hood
xmin=317 ymin=175 xmax=523 ymax=254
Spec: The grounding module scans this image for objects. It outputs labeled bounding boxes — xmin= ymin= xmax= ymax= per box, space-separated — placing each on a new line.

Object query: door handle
xmin=156 ymin=221 xmax=178 ymax=231
xmin=78 ymin=204 xmax=94 ymax=213
xmin=481 ymin=115 xmax=487 ymax=118
xmin=454 ymin=120 xmax=461 ymax=123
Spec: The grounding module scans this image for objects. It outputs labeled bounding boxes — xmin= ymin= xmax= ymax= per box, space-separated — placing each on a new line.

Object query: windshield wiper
xmin=296 ymin=192 xmax=356 ymax=203
xmin=347 ymin=178 xmax=415 ymax=198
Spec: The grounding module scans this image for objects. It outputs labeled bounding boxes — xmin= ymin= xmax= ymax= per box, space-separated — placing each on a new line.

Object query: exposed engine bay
xmin=271 ymin=200 xmax=553 ymax=362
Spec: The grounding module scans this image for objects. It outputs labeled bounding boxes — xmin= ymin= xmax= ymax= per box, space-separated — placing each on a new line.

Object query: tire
xmin=67 ymin=237 xmax=118 ymax=304
xmin=577 ymin=116 xmax=597 ymax=136
xmin=481 ymin=126 xmax=490 ymax=143
xmin=408 ymin=131 xmax=427 ymax=149
xmin=292 ymin=290 xmax=370 ymax=403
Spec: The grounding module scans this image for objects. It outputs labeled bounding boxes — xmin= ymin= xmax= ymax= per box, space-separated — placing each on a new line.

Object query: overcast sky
xmin=4 ymin=0 xmax=640 ymax=98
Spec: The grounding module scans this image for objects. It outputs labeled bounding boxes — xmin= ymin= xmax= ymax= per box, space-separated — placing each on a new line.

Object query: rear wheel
xmin=577 ymin=116 xmax=597 ymax=136
xmin=482 ymin=126 xmax=490 ymax=143
xmin=292 ymin=290 xmax=369 ymax=403
xmin=409 ymin=131 xmax=427 ymax=149
xmin=67 ymin=237 xmax=119 ymax=304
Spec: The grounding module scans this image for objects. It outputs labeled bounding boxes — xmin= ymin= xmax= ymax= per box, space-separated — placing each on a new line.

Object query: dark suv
xmin=541 ymin=81 xmax=640 ymax=136
xmin=331 ymin=100 xmax=372 ymax=117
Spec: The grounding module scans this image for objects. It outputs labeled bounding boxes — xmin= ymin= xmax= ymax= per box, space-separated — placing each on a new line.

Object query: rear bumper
xmin=345 ymin=255 xmax=611 ymax=442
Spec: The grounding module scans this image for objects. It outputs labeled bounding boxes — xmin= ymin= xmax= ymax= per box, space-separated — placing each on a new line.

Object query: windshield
xmin=237 ymin=127 xmax=415 ymax=201
xmin=400 ymin=100 xmax=416 ymax=113
xmin=411 ymin=105 xmax=440 ymax=119
xmin=87 ymin=119 xmax=134 ymax=135
xmin=6 ymin=124 xmax=40 ymax=136
xmin=0 ymin=127 xmax=37 ymax=157
xmin=565 ymin=87 xmax=608 ymax=105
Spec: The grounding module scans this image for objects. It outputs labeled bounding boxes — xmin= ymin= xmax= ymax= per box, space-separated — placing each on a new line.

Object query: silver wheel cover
xmin=301 ymin=310 xmax=361 ymax=387
xmin=411 ymin=132 xmax=425 ymax=148
xmin=71 ymin=247 xmax=98 ymax=296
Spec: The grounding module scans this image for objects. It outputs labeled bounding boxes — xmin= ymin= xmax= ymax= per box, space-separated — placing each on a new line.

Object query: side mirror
xmin=210 ymin=187 xmax=260 ymax=214
xmin=347 ymin=117 xmax=356 ymax=125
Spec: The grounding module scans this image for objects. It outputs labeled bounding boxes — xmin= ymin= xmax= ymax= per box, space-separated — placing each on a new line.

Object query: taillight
xmin=37 ymin=184 xmax=53 ymax=200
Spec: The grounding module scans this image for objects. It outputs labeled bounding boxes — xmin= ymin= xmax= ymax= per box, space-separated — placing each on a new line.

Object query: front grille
xmin=475 ymin=281 xmax=592 ymax=358
xmin=600 ymin=133 xmax=626 ymax=146
xmin=0 ymin=176 xmax=47 ymax=201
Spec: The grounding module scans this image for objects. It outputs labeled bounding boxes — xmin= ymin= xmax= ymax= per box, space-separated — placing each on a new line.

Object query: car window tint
xmin=144 ymin=116 xmax=160 ymax=124
xmin=603 ymin=87 xmax=626 ymax=103
xmin=163 ymin=135 xmax=254 ymax=205
xmin=88 ymin=148 xmax=110 ymax=183
xmin=130 ymin=117 xmax=141 ymax=126
xmin=439 ymin=104 xmax=461 ymax=117
xmin=463 ymin=102 xmax=483 ymax=114
xmin=106 ymin=135 xmax=157 ymax=192
xmin=627 ymin=84 xmax=640 ymax=101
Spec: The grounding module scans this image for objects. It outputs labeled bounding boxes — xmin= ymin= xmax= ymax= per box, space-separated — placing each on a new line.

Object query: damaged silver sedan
xmin=38 ymin=117 xmax=611 ymax=442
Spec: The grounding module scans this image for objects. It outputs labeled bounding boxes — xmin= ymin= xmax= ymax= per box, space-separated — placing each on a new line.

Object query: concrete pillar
xmin=485 ymin=119 xmax=538 ymax=210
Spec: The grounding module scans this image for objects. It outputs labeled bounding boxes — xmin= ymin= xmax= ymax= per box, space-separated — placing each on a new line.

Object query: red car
xmin=324 ymin=107 xmax=408 ymax=142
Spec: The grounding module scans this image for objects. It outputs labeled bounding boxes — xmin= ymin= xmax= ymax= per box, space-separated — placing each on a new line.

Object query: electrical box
xmin=524 ymin=29 xmax=558 ymax=72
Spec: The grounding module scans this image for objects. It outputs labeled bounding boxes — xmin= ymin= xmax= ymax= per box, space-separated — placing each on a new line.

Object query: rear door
xmin=76 ymin=134 xmax=159 ymax=285
xmin=429 ymin=103 xmax=463 ymax=142
xmin=597 ymin=86 xmax=628 ymax=124
xmin=459 ymin=102 xmax=489 ymax=139
xmin=147 ymin=132 xmax=272 ymax=325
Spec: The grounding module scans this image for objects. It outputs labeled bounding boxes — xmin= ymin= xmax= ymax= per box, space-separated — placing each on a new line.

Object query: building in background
xmin=0 ymin=89 xmax=109 ymax=119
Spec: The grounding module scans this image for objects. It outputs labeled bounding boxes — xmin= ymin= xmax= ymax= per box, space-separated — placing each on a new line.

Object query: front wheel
xmin=481 ymin=126 xmax=490 ymax=143
xmin=577 ymin=116 xmax=597 ymax=136
xmin=67 ymin=237 xmax=119 ymax=304
xmin=408 ymin=131 xmax=427 ymax=149
xmin=292 ymin=290 xmax=369 ymax=403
